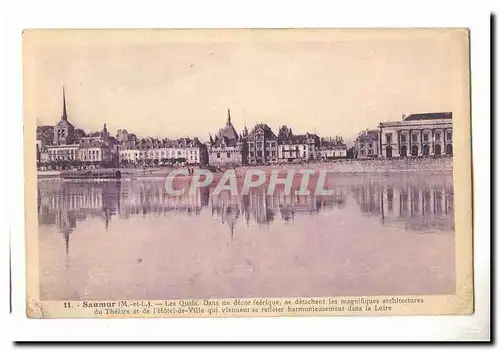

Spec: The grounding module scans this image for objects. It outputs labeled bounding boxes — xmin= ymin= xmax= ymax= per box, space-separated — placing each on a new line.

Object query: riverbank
xmin=37 ymin=157 xmax=452 ymax=180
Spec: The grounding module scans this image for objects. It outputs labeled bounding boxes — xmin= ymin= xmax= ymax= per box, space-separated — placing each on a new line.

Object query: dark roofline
xmin=404 ymin=112 xmax=452 ymax=121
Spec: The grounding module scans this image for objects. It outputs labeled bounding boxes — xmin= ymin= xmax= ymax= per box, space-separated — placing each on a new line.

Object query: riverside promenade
xmin=37 ymin=157 xmax=453 ymax=181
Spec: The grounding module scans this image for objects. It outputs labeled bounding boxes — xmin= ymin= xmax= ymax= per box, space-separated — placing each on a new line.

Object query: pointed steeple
xmin=209 ymin=133 xmax=214 ymax=144
xmin=227 ymin=108 xmax=231 ymax=125
xmin=61 ymin=86 xmax=68 ymax=120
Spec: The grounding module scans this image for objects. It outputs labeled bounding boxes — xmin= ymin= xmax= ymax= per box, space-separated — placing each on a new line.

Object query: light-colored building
xmin=276 ymin=125 xmax=320 ymax=163
xmin=119 ymin=137 xmax=207 ymax=165
xmin=354 ymin=129 xmax=380 ymax=159
xmin=378 ymin=112 xmax=453 ymax=158
xmin=46 ymin=144 xmax=81 ymax=161
xmin=318 ymin=137 xmax=347 ymax=160
xmin=78 ymin=139 xmax=112 ymax=163
xmin=208 ymin=109 xmax=246 ymax=166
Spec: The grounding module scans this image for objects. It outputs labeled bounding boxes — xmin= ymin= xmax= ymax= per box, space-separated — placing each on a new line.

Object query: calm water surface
xmin=38 ymin=173 xmax=455 ymax=300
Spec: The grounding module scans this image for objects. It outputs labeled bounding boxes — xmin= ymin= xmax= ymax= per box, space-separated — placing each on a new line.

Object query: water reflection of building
xmin=351 ymin=180 xmax=454 ymax=232
xmin=38 ymin=182 xmax=122 ymax=254
xmin=210 ymin=187 xmax=347 ymax=232
xmin=38 ymin=179 xmax=349 ymax=249
xmin=117 ymin=183 xmax=210 ymax=217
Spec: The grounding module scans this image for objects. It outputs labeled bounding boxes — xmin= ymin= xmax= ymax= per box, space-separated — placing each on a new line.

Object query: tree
xmin=346 ymin=146 xmax=356 ymax=159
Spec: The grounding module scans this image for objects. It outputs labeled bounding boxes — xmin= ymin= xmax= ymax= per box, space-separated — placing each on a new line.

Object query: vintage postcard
xmin=23 ymin=28 xmax=473 ymax=318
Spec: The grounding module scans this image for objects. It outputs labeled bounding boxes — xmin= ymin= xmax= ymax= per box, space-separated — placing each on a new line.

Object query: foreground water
xmin=38 ymin=172 xmax=455 ymax=300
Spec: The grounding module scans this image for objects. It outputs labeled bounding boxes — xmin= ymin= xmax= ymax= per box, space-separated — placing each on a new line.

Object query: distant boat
xmin=61 ymin=169 xmax=121 ymax=180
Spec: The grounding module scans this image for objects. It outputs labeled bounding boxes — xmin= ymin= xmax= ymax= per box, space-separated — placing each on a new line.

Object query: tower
xmin=61 ymin=86 xmax=68 ymax=121
xmin=53 ymin=87 xmax=75 ymax=145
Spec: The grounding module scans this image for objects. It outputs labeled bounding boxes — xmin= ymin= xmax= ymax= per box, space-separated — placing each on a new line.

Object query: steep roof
xmin=212 ymin=135 xmax=239 ymax=147
xmin=216 ymin=109 xmax=239 ymax=141
xmin=247 ymin=123 xmax=277 ymax=140
xmin=55 ymin=118 xmax=75 ymax=129
xmin=404 ymin=112 xmax=452 ymax=121
xmin=79 ymin=139 xmax=108 ymax=149
xmin=356 ymin=130 xmax=379 ymax=142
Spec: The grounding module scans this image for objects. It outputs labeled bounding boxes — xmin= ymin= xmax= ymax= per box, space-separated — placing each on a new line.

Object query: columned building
xmin=378 ymin=112 xmax=453 ymax=158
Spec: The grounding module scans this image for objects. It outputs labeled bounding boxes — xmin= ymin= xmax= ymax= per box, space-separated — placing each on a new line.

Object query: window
xmin=385 ymin=134 xmax=392 ymax=144
xmin=250 ymin=151 xmax=254 ymax=157
xmin=446 ymin=133 xmax=452 ymax=141
xmin=412 ymin=134 xmax=418 ymax=142
xmin=423 ymin=134 xmax=429 ymax=142
xmin=368 ymin=143 xmax=372 ymax=148
xmin=435 ymin=133 xmax=441 ymax=141
xmin=226 ymin=152 xmax=230 ymax=158
xmin=217 ymin=153 xmax=220 ymax=158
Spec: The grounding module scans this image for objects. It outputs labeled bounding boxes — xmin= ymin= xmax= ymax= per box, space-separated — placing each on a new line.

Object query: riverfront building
xmin=119 ymin=137 xmax=208 ymax=165
xmin=276 ymin=125 xmax=320 ymax=163
xmin=378 ymin=112 xmax=453 ymax=158
xmin=318 ymin=137 xmax=348 ymax=160
xmin=246 ymin=123 xmax=278 ymax=165
xmin=39 ymin=88 xmax=118 ymax=168
xmin=354 ymin=112 xmax=453 ymax=159
xmin=354 ymin=129 xmax=380 ymax=159
xmin=207 ymin=109 xmax=247 ymax=166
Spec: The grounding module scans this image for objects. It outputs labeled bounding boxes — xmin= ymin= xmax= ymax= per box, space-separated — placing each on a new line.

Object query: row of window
xmin=48 ymin=149 xmax=78 ymax=155
xmin=249 ymin=151 xmax=277 ymax=158
xmin=360 ymin=144 xmax=453 ymax=156
xmin=51 ymin=155 xmax=105 ymax=161
xmin=248 ymin=142 xmax=277 ymax=149
xmin=216 ymin=153 xmax=232 ymax=159
xmin=122 ymin=150 xmax=198 ymax=158
xmin=385 ymin=132 xmax=452 ymax=144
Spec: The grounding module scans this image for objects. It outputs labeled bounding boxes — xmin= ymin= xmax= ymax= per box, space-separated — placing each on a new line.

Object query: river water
xmin=37 ymin=172 xmax=455 ymax=300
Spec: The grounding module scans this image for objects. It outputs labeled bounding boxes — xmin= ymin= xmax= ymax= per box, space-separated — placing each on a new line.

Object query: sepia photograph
xmin=23 ymin=28 xmax=473 ymax=319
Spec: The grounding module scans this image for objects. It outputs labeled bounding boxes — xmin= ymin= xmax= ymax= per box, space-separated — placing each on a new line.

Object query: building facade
xmin=78 ymin=139 xmax=112 ymax=163
xmin=119 ymin=137 xmax=207 ymax=165
xmin=318 ymin=137 xmax=347 ymax=160
xmin=38 ymin=89 xmax=119 ymax=168
xmin=276 ymin=125 xmax=320 ymax=163
xmin=354 ymin=130 xmax=380 ymax=159
xmin=378 ymin=112 xmax=453 ymax=158
xmin=246 ymin=123 xmax=278 ymax=165
xmin=207 ymin=109 xmax=247 ymax=166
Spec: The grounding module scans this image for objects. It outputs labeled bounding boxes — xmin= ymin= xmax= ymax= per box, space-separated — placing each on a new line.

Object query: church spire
xmin=62 ymin=86 xmax=68 ymax=120
xmin=227 ymin=108 xmax=231 ymax=125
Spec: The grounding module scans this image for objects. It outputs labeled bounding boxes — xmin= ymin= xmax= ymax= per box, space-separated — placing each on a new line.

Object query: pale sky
xmin=24 ymin=29 xmax=469 ymax=145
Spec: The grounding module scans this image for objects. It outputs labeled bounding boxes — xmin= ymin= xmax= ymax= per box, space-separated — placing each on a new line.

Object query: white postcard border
xmin=5 ymin=0 xmax=491 ymax=342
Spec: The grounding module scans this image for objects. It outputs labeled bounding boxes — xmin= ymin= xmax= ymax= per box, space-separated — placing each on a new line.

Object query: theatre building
xmin=378 ymin=112 xmax=453 ymax=158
